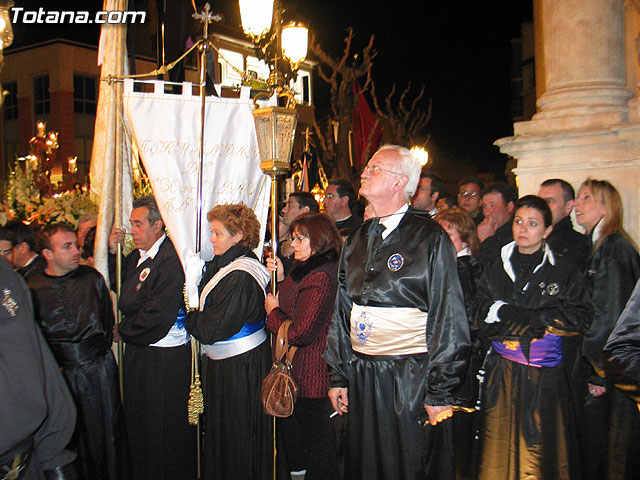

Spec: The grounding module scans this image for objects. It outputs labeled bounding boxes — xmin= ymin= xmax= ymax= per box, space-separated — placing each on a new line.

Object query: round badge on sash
xmin=546 ymin=283 xmax=559 ymax=296
xmin=387 ymin=253 xmax=404 ymax=272
xmin=139 ymin=267 xmax=151 ymax=282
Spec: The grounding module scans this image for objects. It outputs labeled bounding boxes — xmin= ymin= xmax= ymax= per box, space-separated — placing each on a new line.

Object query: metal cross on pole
xmin=192 ymin=3 xmax=221 ymax=254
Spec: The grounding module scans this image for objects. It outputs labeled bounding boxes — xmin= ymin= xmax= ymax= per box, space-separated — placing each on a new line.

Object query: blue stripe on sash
xmin=226 ymin=319 xmax=266 ymax=341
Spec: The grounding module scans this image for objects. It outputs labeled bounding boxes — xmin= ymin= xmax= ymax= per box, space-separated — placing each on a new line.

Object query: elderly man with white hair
xmin=324 ymin=144 xmax=470 ymax=480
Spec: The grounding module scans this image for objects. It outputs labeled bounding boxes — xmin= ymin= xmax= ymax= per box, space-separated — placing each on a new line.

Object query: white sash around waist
xmin=350 ymin=303 xmax=428 ymax=356
xmin=149 ymin=322 xmax=190 ymax=348
xmin=202 ymin=328 xmax=267 ymax=360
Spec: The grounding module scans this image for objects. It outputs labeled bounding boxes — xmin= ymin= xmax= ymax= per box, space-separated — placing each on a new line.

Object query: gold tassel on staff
xmin=188 ymin=336 xmax=204 ymax=425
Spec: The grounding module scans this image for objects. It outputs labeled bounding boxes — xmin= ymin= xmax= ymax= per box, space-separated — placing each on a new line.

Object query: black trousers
xmin=277 ymin=397 xmax=338 ymax=480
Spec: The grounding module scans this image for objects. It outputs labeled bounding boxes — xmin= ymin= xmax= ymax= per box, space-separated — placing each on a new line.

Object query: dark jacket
xmin=266 ymin=249 xmax=338 ymax=398
xmin=474 ymin=243 xmax=592 ymax=340
xmin=335 ymin=214 xmax=362 ymax=233
xmin=457 ymin=254 xmax=482 ymax=322
xmin=479 ymin=219 xmax=513 ymax=266
xmin=546 ymin=215 xmax=590 ymax=272
xmin=17 ymin=254 xmax=46 ymax=282
xmin=0 ymin=260 xmax=77 ymax=479
xmin=604 ymin=278 xmax=640 ymax=403
xmin=579 ymin=232 xmax=640 ymax=382
xmin=109 ymin=236 xmax=185 ymax=346
xmin=455 ymin=253 xmax=483 ymax=407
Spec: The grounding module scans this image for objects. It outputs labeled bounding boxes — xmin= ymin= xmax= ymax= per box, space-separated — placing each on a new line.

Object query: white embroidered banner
xmin=123 ymin=80 xmax=272 ymax=306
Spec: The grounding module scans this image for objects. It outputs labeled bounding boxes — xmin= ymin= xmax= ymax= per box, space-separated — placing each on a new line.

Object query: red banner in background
xmin=352 ymin=83 xmax=382 ymax=170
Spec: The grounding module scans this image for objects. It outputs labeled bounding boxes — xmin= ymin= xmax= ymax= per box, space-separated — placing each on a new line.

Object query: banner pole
xmin=192 ymin=5 xmax=216 ymax=479
xmin=113 ymin=2 xmax=126 ymax=401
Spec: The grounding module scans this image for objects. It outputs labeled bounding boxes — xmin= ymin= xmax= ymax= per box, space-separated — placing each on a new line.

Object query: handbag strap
xmin=275 ymin=320 xmax=298 ymax=364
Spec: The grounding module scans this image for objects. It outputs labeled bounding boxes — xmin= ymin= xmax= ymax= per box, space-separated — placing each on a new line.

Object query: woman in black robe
xmin=474 ymin=195 xmax=592 ymax=480
xmin=574 ymin=178 xmax=640 ymax=479
xmin=186 ymin=203 xmax=272 ymax=480
xmin=435 ymin=207 xmax=482 ymax=480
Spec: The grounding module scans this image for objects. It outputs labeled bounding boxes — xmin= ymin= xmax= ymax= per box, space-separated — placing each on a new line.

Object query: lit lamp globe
xmin=0 ymin=0 xmax=13 ymax=51
xmin=253 ymin=107 xmax=298 ymax=174
xmin=282 ymin=22 xmax=308 ymax=67
xmin=239 ymin=0 xmax=274 ymax=40
xmin=410 ymin=146 xmax=429 ymax=166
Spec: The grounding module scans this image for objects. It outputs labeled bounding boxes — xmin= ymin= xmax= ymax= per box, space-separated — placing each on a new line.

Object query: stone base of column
xmin=495 ymin=122 xmax=640 ymax=242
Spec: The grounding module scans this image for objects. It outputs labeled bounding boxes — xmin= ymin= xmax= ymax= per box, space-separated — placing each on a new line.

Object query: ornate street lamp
xmin=239 ymin=0 xmax=308 ymax=293
xmin=0 ymin=0 xmax=14 ymax=109
xmin=240 ymin=4 xmax=307 ymax=479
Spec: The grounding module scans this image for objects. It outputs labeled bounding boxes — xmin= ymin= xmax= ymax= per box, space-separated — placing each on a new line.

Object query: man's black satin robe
xmin=110 ymin=237 xmax=196 ymax=480
xmin=324 ymin=208 xmax=470 ymax=480
xmin=29 ymin=266 xmax=129 ymax=480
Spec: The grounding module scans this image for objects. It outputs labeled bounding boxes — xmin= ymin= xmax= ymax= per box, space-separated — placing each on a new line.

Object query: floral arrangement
xmin=0 ymin=160 xmax=97 ymax=227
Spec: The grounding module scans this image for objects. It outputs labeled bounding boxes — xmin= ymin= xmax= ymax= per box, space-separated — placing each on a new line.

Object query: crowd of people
xmin=2 ymin=143 xmax=640 ymax=480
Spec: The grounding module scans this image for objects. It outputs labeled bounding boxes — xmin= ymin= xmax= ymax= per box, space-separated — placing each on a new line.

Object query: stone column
xmin=496 ymin=0 xmax=640 ymax=242
xmin=536 ymin=0 xmax=630 ymax=118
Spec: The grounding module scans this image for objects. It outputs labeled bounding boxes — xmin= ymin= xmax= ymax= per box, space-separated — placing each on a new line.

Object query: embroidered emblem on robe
xmin=503 ymin=340 xmax=519 ymax=351
xmin=355 ymin=310 xmax=373 ymax=345
xmin=2 ymin=288 xmax=18 ymax=317
xmin=387 ymin=253 xmax=404 ymax=272
xmin=139 ymin=267 xmax=151 ymax=282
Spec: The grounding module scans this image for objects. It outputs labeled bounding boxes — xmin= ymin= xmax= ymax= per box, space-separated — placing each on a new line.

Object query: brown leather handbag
xmin=261 ymin=320 xmax=298 ymax=417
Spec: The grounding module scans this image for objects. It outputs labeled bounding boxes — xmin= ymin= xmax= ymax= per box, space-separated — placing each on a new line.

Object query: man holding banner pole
xmin=109 ymin=196 xmax=196 ymax=480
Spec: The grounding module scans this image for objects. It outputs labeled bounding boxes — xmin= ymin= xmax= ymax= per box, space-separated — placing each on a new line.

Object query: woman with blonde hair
xmin=574 ymin=178 xmax=640 ymax=479
xmin=186 ymin=203 xmax=272 ymax=479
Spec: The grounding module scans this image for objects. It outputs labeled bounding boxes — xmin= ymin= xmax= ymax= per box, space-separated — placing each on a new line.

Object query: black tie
xmin=367 ymin=218 xmax=386 ymax=252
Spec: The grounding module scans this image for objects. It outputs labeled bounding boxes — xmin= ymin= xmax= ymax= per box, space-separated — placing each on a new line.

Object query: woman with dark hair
xmin=79 ymin=226 xmax=96 ymax=267
xmin=265 ymin=212 xmax=341 ymax=480
xmin=473 ymin=195 xmax=591 ymax=480
xmin=574 ymin=179 xmax=640 ymax=479
xmin=434 ymin=207 xmax=482 ymax=479
xmin=186 ymin=203 xmax=272 ymax=480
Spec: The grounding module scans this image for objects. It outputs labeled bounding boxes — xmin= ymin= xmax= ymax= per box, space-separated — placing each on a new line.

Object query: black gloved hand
xmin=498 ymin=304 xmax=546 ymax=337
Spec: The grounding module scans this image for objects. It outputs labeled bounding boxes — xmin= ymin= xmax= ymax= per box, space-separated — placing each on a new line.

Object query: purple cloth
xmin=492 ymin=333 xmax=563 ymax=368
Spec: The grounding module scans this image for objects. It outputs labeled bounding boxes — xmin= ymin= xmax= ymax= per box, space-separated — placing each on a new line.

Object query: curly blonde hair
xmin=206 ymin=203 xmax=261 ymax=250
xmin=433 ymin=207 xmax=479 ymax=257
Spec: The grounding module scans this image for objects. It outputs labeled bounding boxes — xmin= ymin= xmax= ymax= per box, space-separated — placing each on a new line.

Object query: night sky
xmin=9 ymin=0 xmax=533 ymax=176
xmin=289 ymin=0 xmax=534 ymax=176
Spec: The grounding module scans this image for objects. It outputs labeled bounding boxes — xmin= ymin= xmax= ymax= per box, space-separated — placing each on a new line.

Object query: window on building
xmin=292 ymin=71 xmax=311 ymax=106
xmin=34 ymin=75 xmax=50 ymax=115
xmin=74 ymin=75 xmax=97 ymax=114
xmin=3 ymin=81 xmax=18 ymax=121
xmin=301 ymin=75 xmax=310 ymax=104
xmin=74 ymin=136 xmax=93 ymax=178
